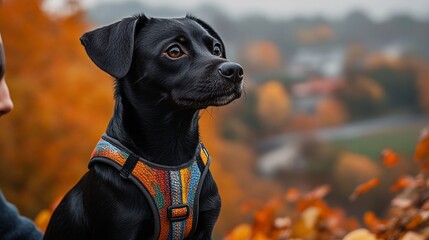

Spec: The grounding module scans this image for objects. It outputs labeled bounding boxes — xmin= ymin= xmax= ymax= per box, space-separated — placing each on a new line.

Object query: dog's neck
xmin=106 ymin=92 xmax=200 ymax=167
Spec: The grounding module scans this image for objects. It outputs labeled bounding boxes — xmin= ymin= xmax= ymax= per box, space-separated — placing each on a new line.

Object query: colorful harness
xmin=88 ymin=134 xmax=211 ymax=240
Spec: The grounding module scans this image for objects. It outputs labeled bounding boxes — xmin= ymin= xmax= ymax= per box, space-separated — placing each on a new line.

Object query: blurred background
xmin=0 ymin=0 xmax=429 ymax=238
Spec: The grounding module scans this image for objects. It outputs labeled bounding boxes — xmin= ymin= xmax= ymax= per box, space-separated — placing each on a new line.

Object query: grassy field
xmin=330 ymin=122 xmax=427 ymax=161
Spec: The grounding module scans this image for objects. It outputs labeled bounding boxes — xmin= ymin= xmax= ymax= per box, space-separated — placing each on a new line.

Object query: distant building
xmin=287 ymin=48 xmax=345 ymax=78
xmin=291 ymin=77 xmax=345 ymax=114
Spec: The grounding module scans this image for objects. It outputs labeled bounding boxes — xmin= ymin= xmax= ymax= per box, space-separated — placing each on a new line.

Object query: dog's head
xmin=80 ymin=14 xmax=243 ymax=109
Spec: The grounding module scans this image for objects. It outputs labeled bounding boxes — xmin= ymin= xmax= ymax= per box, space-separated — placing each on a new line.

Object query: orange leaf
xmin=391 ymin=197 xmax=413 ymax=209
xmin=34 ymin=210 xmax=52 ymax=233
xmin=363 ymin=211 xmax=387 ymax=233
xmin=253 ymin=198 xmax=282 ymax=235
xmin=390 ymin=175 xmax=415 ymax=192
xmin=405 ymin=214 xmax=424 ymax=230
xmin=381 ymin=148 xmax=400 ymax=167
xmin=304 ymin=184 xmax=331 ymax=200
xmin=297 ymin=185 xmax=331 ymax=212
xmin=224 ymin=224 xmax=252 ymax=240
xmin=240 ymin=199 xmax=262 ymax=214
xmin=285 ymin=188 xmax=300 ymax=202
xmin=350 ymin=178 xmax=380 ymax=201
xmin=415 ymin=127 xmax=429 ymax=170
xmin=343 ymin=228 xmax=377 ymax=240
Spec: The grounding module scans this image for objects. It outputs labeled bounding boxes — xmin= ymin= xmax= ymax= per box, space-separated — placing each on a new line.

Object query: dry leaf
xmin=405 ymin=211 xmax=429 ymax=231
xmin=240 ymin=200 xmax=262 ymax=214
xmin=302 ymin=207 xmax=320 ymax=229
xmin=224 ymin=224 xmax=252 ymax=240
xmin=381 ymin=148 xmax=400 ymax=167
xmin=363 ymin=211 xmax=387 ymax=233
xmin=304 ymin=185 xmax=331 ymax=201
xmin=405 ymin=214 xmax=424 ymax=230
xmin=401 ymin=231 xmax=424 ymax=240
xmin=342 ymin=228 xmax=377 ymax=240
xmin=253 ymin=198 xmax=282 ymax=236
xmin=274 ymin=217 xmax=291 ymax=229
xmin=285 ymin=188 xmax=300 ymax=202
xmin=350 ymin=178 xmax=380 ymax=201
xmin=414 ymin=127 xmax=429 ymax=170
xmin=390 ymin=175 xmax=415 ymax=192
xmin=391 ymin=197 xmax=413 ymax=209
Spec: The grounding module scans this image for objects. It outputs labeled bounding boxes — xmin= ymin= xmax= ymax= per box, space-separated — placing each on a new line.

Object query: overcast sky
xmin=46 ymin=0 xmax=429 ymax=20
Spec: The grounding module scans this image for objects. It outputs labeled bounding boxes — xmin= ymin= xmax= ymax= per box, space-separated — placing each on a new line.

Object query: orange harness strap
xmin=88 ymin=134 xmax=211 ymax=240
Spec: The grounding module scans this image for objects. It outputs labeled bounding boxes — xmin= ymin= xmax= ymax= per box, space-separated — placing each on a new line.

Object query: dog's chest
xmin=89 ymin=135 xmax=211 ymax=239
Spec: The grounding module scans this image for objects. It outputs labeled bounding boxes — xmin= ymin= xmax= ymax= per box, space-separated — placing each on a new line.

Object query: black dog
xmin=44 ymin=14 xmax=243 ymax=240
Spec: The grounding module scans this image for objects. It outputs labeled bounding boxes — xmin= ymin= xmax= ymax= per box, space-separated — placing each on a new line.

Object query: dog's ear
xmin=186 ymin=15 xmax=226 ymax=58
xmin=80 ymin=16 xmax=144 ymax=79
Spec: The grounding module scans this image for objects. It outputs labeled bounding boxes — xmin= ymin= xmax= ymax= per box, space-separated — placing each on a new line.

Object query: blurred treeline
xmin=0 ymin=0 xmax=113 ymax=217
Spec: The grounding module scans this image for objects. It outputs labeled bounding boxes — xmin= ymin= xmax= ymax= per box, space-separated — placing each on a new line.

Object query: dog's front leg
xmin=44 ymin=177 xmax=91 ymax=240
xmin=189 ymin=208 xmax=221 ymax=239
xmin=83 ymin=165 xmax=156 ymax=240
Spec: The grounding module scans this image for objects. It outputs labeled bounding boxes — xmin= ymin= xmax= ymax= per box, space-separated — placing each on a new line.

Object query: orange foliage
xmin=381 ymin=148 xmax=400 ymax=167
xmin=415 ymin=126 xmax=429 ymax=169
xmin=239 ymin=41 xmax=282 ymax=73
xmin=257 ymin=81 xmax=291 ymax=132
xmin=363 ymin=211 xmax=387 ymax=233
xmin=316 ymin=97 xmax=348 ymax=126
xmin=34 ymin=194 xmax=62 ymax=233
xmin=390 ymin=175 xmax=415 ymax=192
xmin=349 ymin=178 xmax=380 ymax=201
xmin=355 ymin=77 xmax=385 ymax=103
xmin=240 ymin=199 xmax=263 ymax=214
xmin=296 ymin=185 xmax=331 ymax=212
xmin=225 ymin=185 xmax=359 ymax=240
xmin=199 ymin=112 xmax=248 ymax=235
xmin=284 ymin=188 xmax=300 ymax=202
xmin=295 ymin=24 xmax=334 ymax=44
xmin=226 ymin=127 xmax=429 ymax=239
xmin=334 ymin=151 xmax=380 ymax=183
xmin=0 ymin=0 xmax=113 ymax=217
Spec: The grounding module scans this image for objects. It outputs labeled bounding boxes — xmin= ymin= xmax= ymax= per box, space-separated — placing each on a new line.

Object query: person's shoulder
xmin=0 ymin=191 xmax=43 ymax=240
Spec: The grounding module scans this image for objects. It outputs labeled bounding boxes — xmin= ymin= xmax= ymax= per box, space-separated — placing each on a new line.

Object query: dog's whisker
xmin=133 ymin=75 xmax=146 ymax=84
xmin=203 ymin=108 xmax=216 ymax=121
xmin=210 ymin=107 xmax=218 ymax=121
xmin=242 ymin=89 xmax=248 ymax=101
xmin=155 ymin=94 xmax=168 ymax=106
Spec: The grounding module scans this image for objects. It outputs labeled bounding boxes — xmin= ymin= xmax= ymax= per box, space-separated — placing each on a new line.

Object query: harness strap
xmin=120 ymin=153 xmax=139 ymax=179
xmin=88 ymin=134 xmax=211 ymax=240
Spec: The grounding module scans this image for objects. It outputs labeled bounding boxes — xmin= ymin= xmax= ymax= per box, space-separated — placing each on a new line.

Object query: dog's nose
xmin=219 ymin=62 xmax=244 ymax=83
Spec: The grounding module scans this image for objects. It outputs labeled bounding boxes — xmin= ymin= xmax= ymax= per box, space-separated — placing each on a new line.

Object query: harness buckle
xmin=168 ymin=204 xmax=190 ymax=222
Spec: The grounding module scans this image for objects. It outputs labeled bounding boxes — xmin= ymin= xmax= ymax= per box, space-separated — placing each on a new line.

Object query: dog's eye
xmin=167 ymin=45 xmax=183 ymax=58
xmin=213 ymin=45 xmax=222 ymax=57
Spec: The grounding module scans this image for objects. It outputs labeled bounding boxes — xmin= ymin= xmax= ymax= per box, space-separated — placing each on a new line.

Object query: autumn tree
xmin=238 ymin=41 xmax=283 ymax=75
xmin=316 ymin=97 xmax=349 ymax=126
xmin=257 ymin=80 xmax=291 ymax=133
xmin=0 ymin=0 xmax=113 ymax=217
xmin=295 ymin=24 xmax=334 ymax=45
